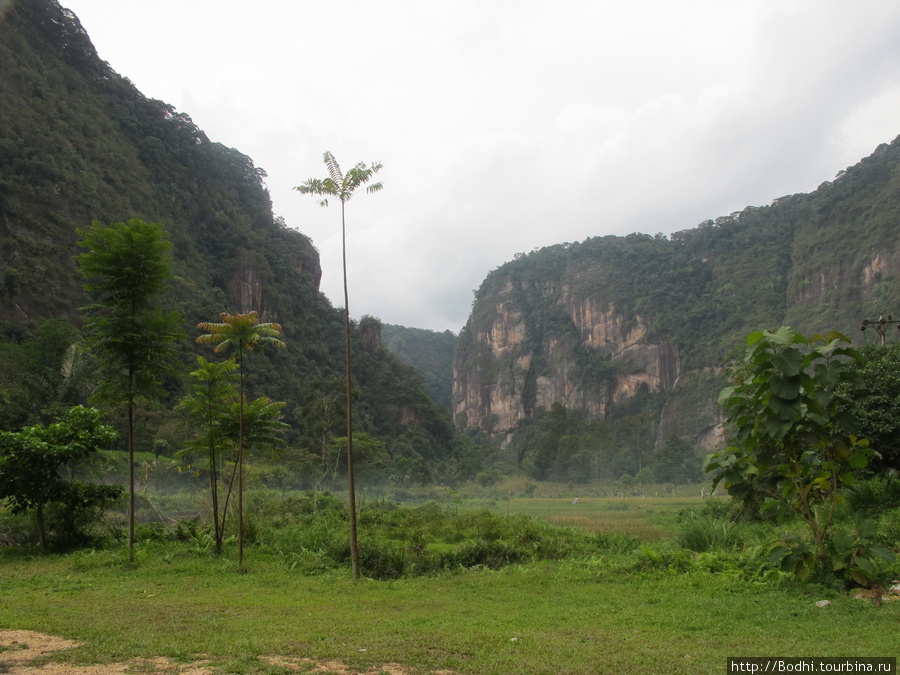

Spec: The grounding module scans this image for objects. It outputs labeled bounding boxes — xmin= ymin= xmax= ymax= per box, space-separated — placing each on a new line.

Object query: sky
xmin=52 ymin=0 xmax=900 ymax=333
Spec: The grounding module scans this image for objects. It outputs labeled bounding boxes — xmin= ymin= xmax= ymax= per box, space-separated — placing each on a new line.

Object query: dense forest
xmin=0 ymin=0 xmax=487 ymax=488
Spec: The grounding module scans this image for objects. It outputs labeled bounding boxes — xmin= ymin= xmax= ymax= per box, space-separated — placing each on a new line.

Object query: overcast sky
xmin=55 ymin=0 xmax=900 ymax=332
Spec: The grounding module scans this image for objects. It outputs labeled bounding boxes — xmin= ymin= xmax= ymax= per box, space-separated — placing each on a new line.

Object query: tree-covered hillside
xmin=0 ymin=0 xmax=476 ymax=485
xmin=454 ymin=135 xmax=900 ymax=469
xmin=381 ymin=324 xmax=457 ymax=412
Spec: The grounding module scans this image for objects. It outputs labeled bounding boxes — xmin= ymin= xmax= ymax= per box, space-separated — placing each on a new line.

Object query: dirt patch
xmin=0 ymin=630 xmax=213 ymax=674
xmin=1 ymin=631 xmax=456 ymax=675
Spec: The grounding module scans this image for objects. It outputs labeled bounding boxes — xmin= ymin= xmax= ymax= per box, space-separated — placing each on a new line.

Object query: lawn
xmin=1 ymin=543 xmax=897 ymax=674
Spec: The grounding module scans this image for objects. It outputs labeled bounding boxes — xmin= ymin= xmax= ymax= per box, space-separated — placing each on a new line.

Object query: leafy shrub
xmin=829 ymin=521 xmax=897 ymax=588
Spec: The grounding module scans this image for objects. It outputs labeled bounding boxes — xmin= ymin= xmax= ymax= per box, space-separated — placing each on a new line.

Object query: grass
xmin=1 ymin=549 xmax=898 ymax=674
xmin=1 ymin=490 xmax=898 ymax=673
xmin=476 ymin=496 xmax=703 ymax=540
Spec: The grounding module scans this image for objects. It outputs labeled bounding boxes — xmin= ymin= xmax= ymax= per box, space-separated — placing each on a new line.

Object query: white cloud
xmin=54 ymin=0 xmax=900 ymax=331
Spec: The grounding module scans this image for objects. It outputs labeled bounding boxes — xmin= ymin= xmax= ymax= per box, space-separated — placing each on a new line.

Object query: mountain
xmin=0 ymin=0 xmax=469 ymax=484
xmin=381 ymin=324 xmax=457 ymax=413
xmin=453 ymin=137 xmax=900 ymax=459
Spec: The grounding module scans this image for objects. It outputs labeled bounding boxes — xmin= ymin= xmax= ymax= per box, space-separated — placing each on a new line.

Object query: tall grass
xmin=675 ymin=513 xmax=748 ymax=552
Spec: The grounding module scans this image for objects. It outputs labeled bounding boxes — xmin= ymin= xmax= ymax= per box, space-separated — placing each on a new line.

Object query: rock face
xmin=226 ymin=232 xmax=321 ymax=319
xmin=453 ymin=137 xmax=900 ymax=449
xmin=453 ymin=275 xmax=695 ymax=445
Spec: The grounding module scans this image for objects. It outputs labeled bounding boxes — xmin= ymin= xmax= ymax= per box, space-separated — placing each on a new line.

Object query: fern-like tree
xmin=196 ymin=311 xmax=284 ymax=567
xmin=77 ymin=218 xmax=184 ymax=560
xmin=177 ymin=356 xmax=239 ymax=554
xmin=295 ymin=151 xmax=383 ymax=579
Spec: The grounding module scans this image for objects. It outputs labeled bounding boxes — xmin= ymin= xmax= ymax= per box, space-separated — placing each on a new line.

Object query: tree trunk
xmin=210 ymin=438 xmax=222 ymax=554
xmin=128 ymin=396 xmax=135 ymax=562
xmin=36 ymin=502 xmax=46 ymax=551
xmin=342 ymin=200 xmax=360 ymax=580
xmin=238 ymin=356 xmax=245 ymax=569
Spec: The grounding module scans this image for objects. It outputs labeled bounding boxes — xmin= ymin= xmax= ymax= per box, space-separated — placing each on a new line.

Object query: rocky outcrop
xmin=453 ymin=274 xmax=696 ymax=443
xmin=225 ymin=230 xmax=321 ymax=319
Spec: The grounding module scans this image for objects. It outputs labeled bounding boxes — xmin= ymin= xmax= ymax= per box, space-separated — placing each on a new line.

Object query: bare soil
xmin=0 ymin=630 xmax=456 ymax=675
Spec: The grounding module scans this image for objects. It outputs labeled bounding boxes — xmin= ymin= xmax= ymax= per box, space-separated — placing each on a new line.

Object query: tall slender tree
xmin=196 ymin=311 xmax=284 ymax=567
xmin=177 ymin=356 xmax=239 ymax=554
xmin=77 ymin=218 xmax=183 ymax=561
xmin=295 ymin=152 xmax=383 ymax=579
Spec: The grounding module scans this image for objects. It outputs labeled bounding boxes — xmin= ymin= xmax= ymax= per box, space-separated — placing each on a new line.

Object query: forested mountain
xmin=454 ymin=136 xmax=900 ymax=477
xmin=6 ymin=0 xmax=900 ymax=490
xmin=381 ymin=324 xmax=457 ymax=413
xmin=0 ymin=0 xmax=474 ymax=485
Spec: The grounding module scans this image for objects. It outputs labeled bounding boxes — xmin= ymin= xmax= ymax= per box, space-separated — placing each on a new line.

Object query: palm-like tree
xmin=196 ymin=311 xmax=284 ymax=567
xmin=295 ymin=151 xmax=383 ymax=579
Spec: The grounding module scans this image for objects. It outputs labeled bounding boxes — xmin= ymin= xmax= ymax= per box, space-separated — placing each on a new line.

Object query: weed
xmin=675 ymin=513 xmax=747 ymax=552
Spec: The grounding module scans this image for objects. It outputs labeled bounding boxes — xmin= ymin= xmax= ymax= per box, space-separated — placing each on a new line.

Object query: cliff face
xmin=454 ymin=277 xmax=694 ymax=445
xmin=454 ymin=137 xmax=900 ymax=449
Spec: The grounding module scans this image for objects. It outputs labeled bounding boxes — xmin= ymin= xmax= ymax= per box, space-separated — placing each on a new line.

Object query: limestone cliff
xmin=454 ymin=137 xmax=900 ymax=449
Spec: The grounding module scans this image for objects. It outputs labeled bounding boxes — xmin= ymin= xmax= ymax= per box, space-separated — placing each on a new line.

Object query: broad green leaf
xmin=769 ymin=376 xmax=801 ymax=399
xmin=746 ymin=331 xmax=766 ymax=346
xmin=848 ymin=452 xmax=869 ymax=469
xmin=772 ymin=349 xmax=805 ymax=377
xmin=869 ymin=547 xmax=896 ymax=563
xmin=768 ymin=395 xmax=800 ymax=420
xmin=855 ymin=556 xmax=876 ymax=576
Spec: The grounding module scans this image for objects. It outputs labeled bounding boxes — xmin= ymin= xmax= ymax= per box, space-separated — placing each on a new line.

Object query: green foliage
xmin=381 ymin=324 xmax=457 ymax=411
xmin=835 ymin=342 xmax=900 ymax=471
xmin=844 ymin=474 xmax=900 ymax=518
xmin=176 ymin=356 xmax=239 ymax=553
xmin=878 ymin=507 xmax=900 ymax=547
xmin=221 ymin=495 xmax=611 ymax=579
xmin=830 ymin=521 xmax=896 ymax=588
xmin=196 ymin=311 xmax=286 ymax=566
xmin=768 ymin=533 xmax=819 ymax=582
xmin=675 ymin=512 xmax=748 ymax=552
xmin=77 ymin=217 xmax=184 ymax=557
xmin=0 ymin=318 xmax=86 ymax=429
xmin=651 ymin=435 xmax=703 ymax=484
xmin=0 ymin=405 xmax=123 ymax=549
xmin=707 ymin=327 xmax=873 ymax=576
xmin=77 ymin=218 xmax=185 ymax=405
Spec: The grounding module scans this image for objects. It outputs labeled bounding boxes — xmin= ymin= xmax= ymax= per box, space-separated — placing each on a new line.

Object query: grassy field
xmin=1 ymin=549 xmax=898 ymax=675
xmin=478 ymin=495 xmax=701 ymax=540
xmin=1 ymin=494 xmax=898 ymax=674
